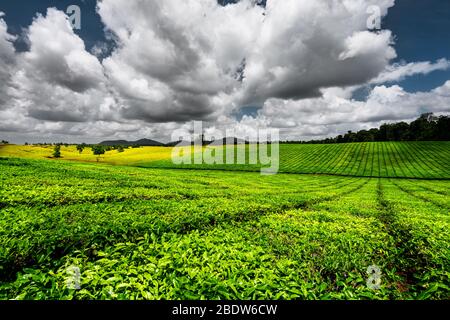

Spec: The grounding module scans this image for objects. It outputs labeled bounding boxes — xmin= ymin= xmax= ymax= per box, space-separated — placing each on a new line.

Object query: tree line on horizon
xmin=282 ymin=113 xmax=450 ymax=144
xmin=2 ymin=113 xmax=449 ymax=147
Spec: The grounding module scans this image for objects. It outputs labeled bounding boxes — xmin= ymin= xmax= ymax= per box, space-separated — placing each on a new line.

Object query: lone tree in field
xmin=92 ymin=145 xmax=106 ymax=162
xmin=53 ymin=145 xmax=61 ymax=158
xmin=76 ymin=144 xmax=86 ymax=154
xmin=1 ymin=140 xmax=8 ymax=144
xmin=117 ymin=145 xmax=124 ymax=153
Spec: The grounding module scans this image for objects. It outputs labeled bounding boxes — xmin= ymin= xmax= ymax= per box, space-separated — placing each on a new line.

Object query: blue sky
xmin=1 ymin=0 xmax=106 ymax=52
xmin=384 ymin=0 xmax=450 ymax=92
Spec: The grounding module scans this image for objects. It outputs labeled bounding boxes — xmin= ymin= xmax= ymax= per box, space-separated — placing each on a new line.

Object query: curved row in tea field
xmin=144 ymin=142 xmax=450 ymax=179
xmin=278 ymin=142 xmax=450 ymax=178
xmin=0 ymin=158 xmax=448 ymax=299
xmin=1 ymin=142 xmax=449 ymax=179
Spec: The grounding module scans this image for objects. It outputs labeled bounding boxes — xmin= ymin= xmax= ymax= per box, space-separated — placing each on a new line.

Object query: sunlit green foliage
xmin=144 ymin=142 xmax=450 ymax=179
xmin=0 ymin=158 xmax=448 ymax=300
xmin=1 ymin=142 xmax=449 ymax=178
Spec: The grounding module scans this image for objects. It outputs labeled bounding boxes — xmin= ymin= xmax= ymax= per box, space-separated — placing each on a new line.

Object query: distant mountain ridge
xmin=99 ymin=138 xmax=165 ymax=146
xmin=100 ymin=137 xmax=250 ymax=147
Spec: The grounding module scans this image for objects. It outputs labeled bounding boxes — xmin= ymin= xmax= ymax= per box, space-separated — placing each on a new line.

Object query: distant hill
xmin=99 ymin=138 xmax=165 ymax=147
xmin=100 ymin=137 xmax=249 ymax=147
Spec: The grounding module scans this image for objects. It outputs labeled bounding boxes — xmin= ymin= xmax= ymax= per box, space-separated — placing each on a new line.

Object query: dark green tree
xmin=391 ymin=122 xmax=410 ymax=141
xmin=410 ymin=113 xmax=440 ymax=141
xmin=53 ymin=145 xmax=61 ymax=158
xmin=76 ymin=144 xmax=86 ymax=154
xmin=92 ymin=145 xmax=105 ymax=155
xmin=92 ymin=145 xmax=105 ymax=162
xmin=300 ymin=113 xmax=448 ymax=144
xmin=435 ymin=116 xmax=450 ymax=140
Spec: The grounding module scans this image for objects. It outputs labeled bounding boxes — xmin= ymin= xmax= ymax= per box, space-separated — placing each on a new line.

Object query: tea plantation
xmin=0 ymin=156 xmax=448 ymax=299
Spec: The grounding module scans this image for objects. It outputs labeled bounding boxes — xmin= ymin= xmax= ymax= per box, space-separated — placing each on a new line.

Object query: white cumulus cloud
xmin=0 ymin=1 xmax=449 ymax=143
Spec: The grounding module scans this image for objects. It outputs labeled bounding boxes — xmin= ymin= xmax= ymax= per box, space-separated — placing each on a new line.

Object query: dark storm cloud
xmin=120 ymin=92 xmax=216 ymax=123
xmin=0 ymin=14 xmax=16 ymax=108
xmin=30 ymin=52 xmax=101 ymax=93
xmin=27 ymin=109 xmax=87 ymax=122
